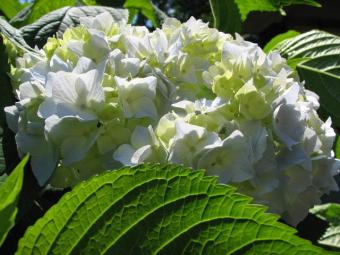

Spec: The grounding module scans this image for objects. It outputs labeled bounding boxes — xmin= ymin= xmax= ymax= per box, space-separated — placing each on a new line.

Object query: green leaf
xmin=9 ymin=3 xmax=33 ymax=28
xmin=0 ymin=17 xmax=41 ymax=56
xmin=0 ymin=0 xmax=25 ymax=19
xmin=24 ymin=0 xmax=77 ymax=24
xmin=311 ymin=203 xmax=340 ymax=249
xmin=276 ymin=30 xmax=340 ymax=128
xmin=264 ymin=30 xmax=300 ymax=53
xmin=82 ymin=0 xmax=126 ymax=8
xmin=17 ymin=164 xmax=329 ymax=254
xmin=336 ymin=136 xmax=340 ymax=159
xmin=209 ymin=0 xmax=242 ymax=34
xmin=82 ymin=0 xmax=97 ymax=5
xmin=234 ymin=0 xmax=320 ymax=21
xmin=20 ymin=6 xmax=128 ymax=48
xmin=0 ymin=155 xmax=28 ymax=246
xmin=0 ymin=173 xmax=8 ymax=187
xmin=286 ymin=57 xmax=310 ymax=70
xmin=124 ymin=0 xmax=158 ymax=27
xmin=0 ymin=132 xmax=5 ymax=176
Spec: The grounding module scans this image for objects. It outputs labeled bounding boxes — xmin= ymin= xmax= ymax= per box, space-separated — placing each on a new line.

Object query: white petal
xmin=277 ymin=144 xmax=311 ymax=171
xmin=273 ymin=104 xmax=305 ymax=148
xmin=50 ymin=54 xmax=72 ymax=72
xmin=4 ymin=106 xmax=19 ymax=133
xmin=273 ymin=83 xmax=300 ymax=107
xmin=131 ymin=97 xmax=158 ymax=119
xmin=197 ymin=130 xmax=253 ymax=183
xmin=61 ymin=134 xmax=97 ymax=165
xmin=78 ymin=69 xmax=105 ymax=103
xmin=73 ymin=57 xmax=95 ymax=74
xmin=18 ymin=82 xmax=44 ymax=100
xmin=38 ymin=98 xmax=57 ymax=119
xmin=131 ymin=126 xmax=153 ymax=149
xmin=31 ymin=144 xmax=58 ymax=186
xmin=117 ymin=58 xmax=141 ymax=77
xmin=55 ymin=103 xmax=97 ymax=120
xmin=113 ymin=144 xmax=135 ymax=165
xmin=131 ymin=145 xmax=153 ymax=164
xmin=47 ymin=71 xmax=78 ymax=104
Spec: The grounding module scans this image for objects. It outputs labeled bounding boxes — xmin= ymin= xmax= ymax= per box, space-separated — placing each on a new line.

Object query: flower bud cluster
xmin=5 ymin=13 xmax=339 ymax=224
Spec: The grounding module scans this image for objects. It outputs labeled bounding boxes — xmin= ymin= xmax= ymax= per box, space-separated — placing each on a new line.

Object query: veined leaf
xmin=264 ymin=30 xmax=300 ymax=53
xmin=24 ymin=0 xmax=77 ymax=24
xmin=234 ymin=0 xmax=320 ymax=21
xmin=0 ymin=18 xmax=41 ymax=56
xmin=0 ymin=155 xmax=28 ymax=246
xmin=20 ymin=6 xmax=128 ymax=48
xmin=209 ymin=0 xmax=242 ymax=34
xmin=124 ymin=0 xmax=158 ymax=27
xmin=311 ymin=203 xmax=340 ymax=249
xmin=17 ymin=164 xmax=329 ymax=254
xmin=276 ymin=30 xmax=340 ymax=128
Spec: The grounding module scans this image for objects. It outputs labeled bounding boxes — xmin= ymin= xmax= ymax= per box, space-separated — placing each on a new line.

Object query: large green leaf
xmin=20 ymin=6 xmax=128 ymax=48
xmin=311 ymin=203 xmax=340 ymax=249
xmin=0 ymin=155 xmax=28 ymax=246
xmin=17 ymin=164 xmax=330 ymax=254
xmin=209 ymin=0 xmax=242 ymax=34
xmin=234 ymin=0 xmax=320 ymax=21
xmin=275 ymin=30 xmax=340 ymax=128
xmin=0 ymin=0 xmax=25 ymax=19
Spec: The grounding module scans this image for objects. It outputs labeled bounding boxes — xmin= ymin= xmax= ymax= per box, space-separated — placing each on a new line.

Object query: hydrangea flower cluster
xmin=5 ymin=12 xmax=339 ymax=225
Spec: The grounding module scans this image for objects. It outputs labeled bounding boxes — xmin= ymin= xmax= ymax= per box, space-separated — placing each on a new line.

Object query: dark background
xmin=155 ymin=0 xmax=340 ymax=46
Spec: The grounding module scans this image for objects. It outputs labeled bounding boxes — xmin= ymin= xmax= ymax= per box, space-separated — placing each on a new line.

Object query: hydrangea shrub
xmin=5 ymin=12 xmax=340 ymax=225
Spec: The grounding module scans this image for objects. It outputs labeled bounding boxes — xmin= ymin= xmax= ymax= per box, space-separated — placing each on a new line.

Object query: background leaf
xmin=0 ymin=0 xmax=26 ymax=19
xmin=124 ymin=0 xmax=158 ymax=27
xmin=311 ymin=203 xmax=340 ymax=249
xmin=263 ymin=30 xmax=300 ymax=53
xmin=0 ymin=173 xmax=8 ymax=187
xmin=209 ymin=0 xmax=242 ymax=34
xmin=17 ymin=164 xmax=329 ymax=254
xmin=276 ymin=30 xmax=340 ymax=128
xmin=0 ymin=155 xmax=28 ymax=246
xmin=234 ymin=0 xmax=320 ymax=21
xmin=23 ymin=0 xmax=77 ymax=25
xmin=20 ymin=6 xmax=128 ymax=48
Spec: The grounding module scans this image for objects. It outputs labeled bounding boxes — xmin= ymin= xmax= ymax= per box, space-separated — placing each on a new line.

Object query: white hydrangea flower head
xmin=5 ymin=13 xmax=339 ymax=225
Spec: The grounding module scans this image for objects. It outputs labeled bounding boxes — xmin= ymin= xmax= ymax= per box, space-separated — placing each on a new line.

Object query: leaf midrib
xmin=100 ymin=186 xmax=220 ymax=254
xmin=67 ymin=173 xmax=189 ymax=255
